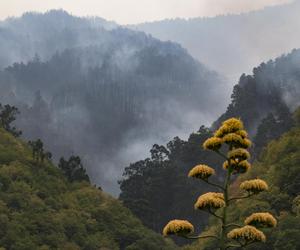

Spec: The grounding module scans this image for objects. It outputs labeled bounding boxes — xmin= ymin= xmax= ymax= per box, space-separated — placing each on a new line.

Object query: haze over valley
xmin=0 ymin=1 xmax=300 ymax=249
xmin=0 ymin=1 xmax=299 ymax=195
xmin=131 ymin=0 xmax=300 ymax=79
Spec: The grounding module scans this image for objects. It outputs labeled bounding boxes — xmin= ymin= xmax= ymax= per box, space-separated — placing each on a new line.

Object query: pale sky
xmin=0 ymin=0 xmax=294 ymax=24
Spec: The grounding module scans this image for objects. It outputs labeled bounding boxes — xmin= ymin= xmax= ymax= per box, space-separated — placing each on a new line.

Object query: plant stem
xmin=185 ymin=235 xmax=220 ymax=240
xmin=220 ymin=162 xmax=232 ymax=250
xmin=204 ymin=180 xmax=225 ymax=191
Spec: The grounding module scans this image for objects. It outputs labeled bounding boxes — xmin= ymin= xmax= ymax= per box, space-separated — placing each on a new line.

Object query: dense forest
xmin=118 ymin=49 xmax=300 ymax=246
xmin=0 ymin=10 xmax=227 ymax=194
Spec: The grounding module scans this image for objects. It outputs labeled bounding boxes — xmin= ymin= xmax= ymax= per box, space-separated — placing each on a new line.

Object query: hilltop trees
xmin=119 ymin=126 xmax=223 ymax=237
xmin=28 ymin=139 xmax=52 ymax=162
xmin=253 ymin=103 xmax=293 ymax=158
xmin=58 ymin=156 xmax=90 ymax=183
xmin=0 ymin=104 xmax=22 ymax=137
xmin=162 ymin=118 xmax=277 ymax=249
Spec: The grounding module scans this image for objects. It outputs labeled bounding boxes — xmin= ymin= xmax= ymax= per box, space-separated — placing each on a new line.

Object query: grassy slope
xmin=0 ymin=128 xmax=176 ymax=250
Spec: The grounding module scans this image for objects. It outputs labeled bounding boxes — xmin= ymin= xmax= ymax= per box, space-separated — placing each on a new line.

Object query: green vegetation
xmin=28 ymin=139 xmax=52 ymax=163
xmin=185 ymin=108 xmax=300 ymax=250
xmin=119 ymin=126 xmax=224 ymax=244
xmin=119 ymin=49 xmax=298 ymax=243
xmin=162 ymin=118 xmax=277 ymax=249
xmin=0 ymin=128 xmax=176 ymax=250
xmin=58 ymin=156 xmax=90 ymax=183
xmin=0 ymin=104 xmax=22 ymax=137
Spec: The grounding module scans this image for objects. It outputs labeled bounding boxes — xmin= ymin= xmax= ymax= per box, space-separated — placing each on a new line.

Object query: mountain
xmin=0 ymin=127 xmax=176 ymax=250
xmin=0 ymin=10 xmax=228 ymax=195
xmin=130 ymin=0 xmax=300 ymax=79
xmin=118 ymin=48 xmax=300 ymax=241
xmin=0 ymin=10 xmax=117 ymax=69
xmin=186 ymin=108 xmax=300 ymax=250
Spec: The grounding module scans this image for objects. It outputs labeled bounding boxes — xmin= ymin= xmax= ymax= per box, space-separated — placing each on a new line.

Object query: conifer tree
xmin=0 ymin=104 xmax=22 ymax=137
xmin=162 ymin=118 xmax=277 ymax=249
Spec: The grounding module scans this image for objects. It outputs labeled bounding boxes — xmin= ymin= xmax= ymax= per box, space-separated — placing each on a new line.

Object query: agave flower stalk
xmin=162 ymin=118 xmax=277 ymax=250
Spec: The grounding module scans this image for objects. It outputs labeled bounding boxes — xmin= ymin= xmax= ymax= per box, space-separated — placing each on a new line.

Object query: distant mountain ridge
xmin=130 ymin=0 xmax=300 ymax=79
xmin=0 ymin=9 xmax=118 ymax=69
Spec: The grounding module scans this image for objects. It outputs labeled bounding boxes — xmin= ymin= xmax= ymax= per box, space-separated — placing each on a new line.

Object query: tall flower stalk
xmin=162 ymin=118 xmax=276 ymax=249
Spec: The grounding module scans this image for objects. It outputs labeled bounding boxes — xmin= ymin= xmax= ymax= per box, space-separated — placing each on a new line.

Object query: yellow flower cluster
xmin=223 ymin=118 xmax=244 ymax=130
xmin=194 ymin=192 xmax=225 ymax=210
xmin=228 ymin=148 xmax=250 ymax=161
xmin=214 ymin=118 xmax=244 ymax=137
xmin=245 ymin=212 xmax=277 ymax=228
xmin=223 ymin=133 xmax=243 ymax=145
xmin=240 ymin=138 xmax=252 ymax=148
xmin=203 ymin=137 xmax=223 ymax=151
xmin=204 ymin=118 xmax=251 ymax=152
xmin=188 ymin=164 xmax=215 ymax=180
xmin=227 ymin=225 xmax=266 ymax=242
xmin=222 ymin=159 xmax=236 ymax=170
xmin=223 ymin=160 xmax=251 ymax=173
xmin=240 ymin=179 xmax=268 ymax=194
xmin=236 ymin=160 xmax=251 ymax=173
xmin=162 ymin=219 xmax=194 ymax=236
xmin=235 ymin=130 xmax=248 ymax=138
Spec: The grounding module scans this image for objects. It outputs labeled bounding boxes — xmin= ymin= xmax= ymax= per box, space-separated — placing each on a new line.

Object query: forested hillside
xmin=131 ymin=0 xmax=300 ymax=78
xmin=118 ymin=49 xmax=300 ymax=242
xmin=0 ymin=10 xmax=227 ymax=194
xmin=184 ymin=108 xmax=300 ymax=250
xmin=0 ymin=127 xmax=176 ymax=250
xmin=213 ymin=49 xmax=300 ymax=155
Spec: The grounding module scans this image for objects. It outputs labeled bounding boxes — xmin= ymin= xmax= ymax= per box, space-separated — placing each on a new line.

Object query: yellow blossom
xmin=194 ymin=192 xmax=225 ymax=210
xmin=203 ymin=137 xmax=223 ymax=151
xmin=227 ymin=225 xmax=266 ymax=242
xmin=214 ymin=118 xmax=244 ymax=138
xmin=235 ymin=130 xmax=248 ymax=138
xmin=214 ymin=125 xmax=230 ymax=138
xmin=222 ymin=133 xmax=243 ymax=145
xmin=228 ymin=148 xmax=250 ymax=161
xmin=188 ymin=165 xmax=215 ymax=180
xmin=222 ymin=159 xmax=237 ymax=170
xmin=236 ymin=160 xmax=251 ymax=173
xmin=240 ymin=179 xmax=268 ymax=194
xmin=244 ymin=212 xmax=277 ymax=228
xmin=240 ymin=138 xmax=252 ymax=149
xmin=163 ymin=219 xmax=194 ymax=237
xmin=223 ymin=160 xmax=251 ymax=173
xmin=222 ymin=118 xmax=244 ymax=131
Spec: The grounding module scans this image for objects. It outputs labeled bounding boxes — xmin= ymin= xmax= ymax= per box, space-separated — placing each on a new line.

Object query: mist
xmin=131 ymin=0 xmax=300 ymax=79
xmin=0 ymin=10 xmax=230 ymax=195
xmin=1 ymin=5 xmax=299 ymax=195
